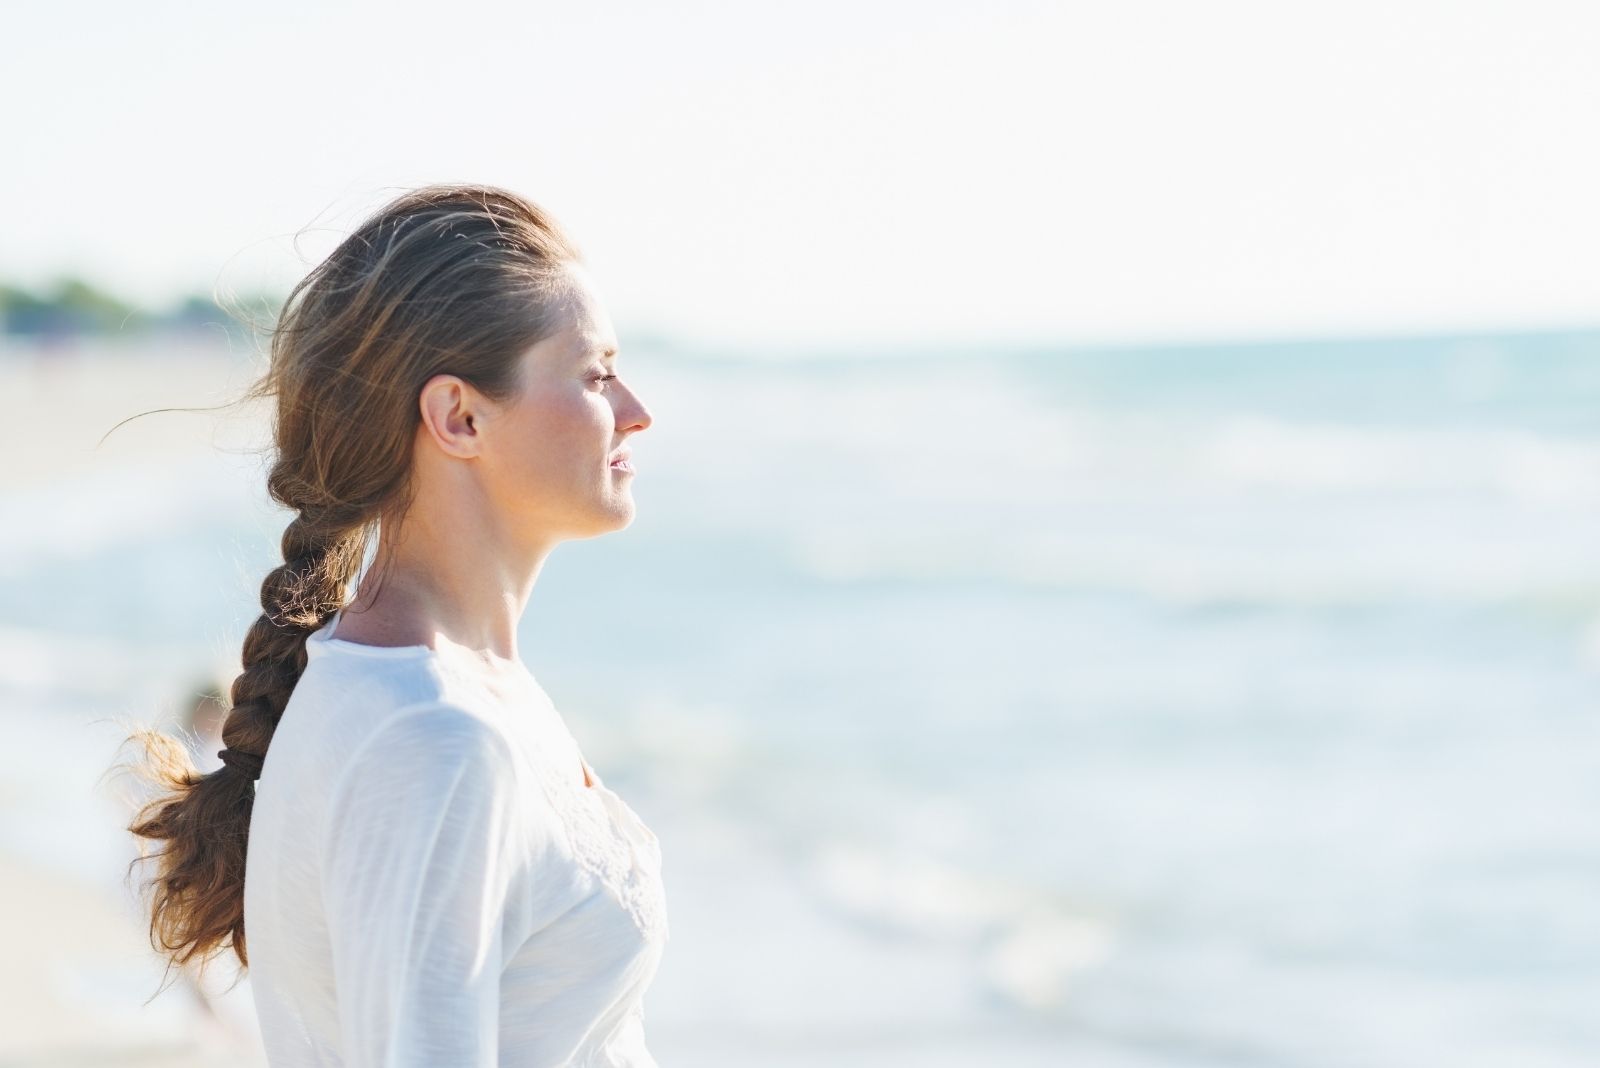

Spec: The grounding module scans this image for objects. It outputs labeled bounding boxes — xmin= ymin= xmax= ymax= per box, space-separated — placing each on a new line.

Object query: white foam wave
xmin=1197 ymin=416 xmax=1600 ymax=502
xmin=806 ymin=841 xmax=1117 ymax=1014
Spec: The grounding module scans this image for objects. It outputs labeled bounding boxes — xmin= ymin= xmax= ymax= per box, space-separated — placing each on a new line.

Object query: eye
xmin=593 ymin=374 xmax=618 ymax=385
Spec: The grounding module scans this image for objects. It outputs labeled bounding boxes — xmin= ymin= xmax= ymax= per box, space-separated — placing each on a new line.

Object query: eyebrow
xmin=579 ymin=343 xmax=618 ymax=362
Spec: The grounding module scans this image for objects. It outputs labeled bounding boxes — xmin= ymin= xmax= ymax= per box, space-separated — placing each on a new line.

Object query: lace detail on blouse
xmin=521 ymin=715 xmax=669 ymax=943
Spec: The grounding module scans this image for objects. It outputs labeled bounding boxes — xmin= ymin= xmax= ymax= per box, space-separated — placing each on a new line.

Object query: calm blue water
xmin=4 ymin=330 xmax=1598 ymax=1065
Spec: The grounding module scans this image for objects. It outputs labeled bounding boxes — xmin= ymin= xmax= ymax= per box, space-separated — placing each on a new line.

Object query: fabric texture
xmin=243 ymin=609 xmax=669 ymax=1066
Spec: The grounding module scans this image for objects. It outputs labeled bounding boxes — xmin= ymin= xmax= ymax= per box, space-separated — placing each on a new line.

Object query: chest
xmin=498 ymin=689 xmax=669 ymax=944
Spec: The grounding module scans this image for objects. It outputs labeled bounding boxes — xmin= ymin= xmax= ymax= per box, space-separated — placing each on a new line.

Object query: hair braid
xmin=125 ymin=506 xmax=365 ymax=980
xmin=217 ymin=508 xmax=367 ymax=780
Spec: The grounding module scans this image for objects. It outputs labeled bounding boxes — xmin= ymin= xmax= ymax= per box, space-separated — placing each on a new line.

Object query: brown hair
xmin=115 ymin=183 xmax=583 ymax=991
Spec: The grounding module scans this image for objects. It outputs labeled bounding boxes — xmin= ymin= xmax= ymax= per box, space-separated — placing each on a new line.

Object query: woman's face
xmin=477 ymin=264 xmax=653 ymax=542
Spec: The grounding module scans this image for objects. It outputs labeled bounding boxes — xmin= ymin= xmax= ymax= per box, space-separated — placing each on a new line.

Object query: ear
xmin=417 ymin=374 xmax=484 ymax=459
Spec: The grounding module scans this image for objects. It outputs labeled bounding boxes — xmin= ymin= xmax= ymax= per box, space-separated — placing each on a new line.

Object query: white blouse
xmin=243 ymin=609 xmax=670 ymax=1066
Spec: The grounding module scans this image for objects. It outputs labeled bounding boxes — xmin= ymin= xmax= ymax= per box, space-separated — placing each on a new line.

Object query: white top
xmin=243 ymin=609 xmax=670 ymax=1067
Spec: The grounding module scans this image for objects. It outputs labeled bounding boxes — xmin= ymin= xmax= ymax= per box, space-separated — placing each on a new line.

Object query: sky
xmin=7 ymin=0 xmax=1600 ymax=350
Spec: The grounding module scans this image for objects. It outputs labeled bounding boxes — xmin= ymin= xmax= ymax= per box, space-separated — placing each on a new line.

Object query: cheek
xmin=573 ymin=389 xmax=617 ymax=438
xmin=520 ymin=393 xmax=611 ymax=475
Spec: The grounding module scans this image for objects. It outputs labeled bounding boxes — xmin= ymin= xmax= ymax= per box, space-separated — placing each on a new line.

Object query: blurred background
xmin=4 ymin=1 xmax=1600 ymax=1065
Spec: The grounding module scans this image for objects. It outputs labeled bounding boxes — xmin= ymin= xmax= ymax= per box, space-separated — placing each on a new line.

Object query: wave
xmin=805 ymin=840 xmax=1118 ymax=1016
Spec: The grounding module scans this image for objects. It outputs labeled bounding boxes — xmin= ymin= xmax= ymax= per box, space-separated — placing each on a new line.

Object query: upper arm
xmin=319 ymin=702 xmax=530 ymax=1067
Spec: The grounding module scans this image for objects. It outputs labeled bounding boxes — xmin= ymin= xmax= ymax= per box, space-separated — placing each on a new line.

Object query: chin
xmin=606 ymin=502 xmax=637 ymax=531
xmin=574 ymin=501 xmax=636 ymax=539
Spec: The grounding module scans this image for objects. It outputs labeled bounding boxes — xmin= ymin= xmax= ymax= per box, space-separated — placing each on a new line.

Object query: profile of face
xmin=419 ymin=263 xmax=653 ymax=545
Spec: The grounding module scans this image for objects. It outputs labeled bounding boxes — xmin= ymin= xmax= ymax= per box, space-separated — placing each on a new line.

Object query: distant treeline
xmin=0 ymin=277 xmax=287 ymax=340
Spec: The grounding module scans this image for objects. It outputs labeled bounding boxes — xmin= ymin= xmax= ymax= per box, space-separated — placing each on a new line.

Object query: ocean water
xmin=3 ymin=330 xmax=1598 ymax=1065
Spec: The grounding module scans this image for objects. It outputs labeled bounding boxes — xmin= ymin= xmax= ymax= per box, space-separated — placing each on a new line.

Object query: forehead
xmin=555 ymin=267 xmax=617 ymax=357
xmin=510 ymin=283 xmax=616 ymax=387
xmin=566 ymin=328 xmax=617 ymax=364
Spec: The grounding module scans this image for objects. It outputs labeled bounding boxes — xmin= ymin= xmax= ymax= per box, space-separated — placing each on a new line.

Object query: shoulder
xmin=340 ymin=699 xmax=519 ymax=785
xmin=317 ymin=700 xmax=591 ymax=940
xmin=318 ymin=701 xmax=535 ymax=867
xmin=283 ymin=655 xmax=458 ymax=767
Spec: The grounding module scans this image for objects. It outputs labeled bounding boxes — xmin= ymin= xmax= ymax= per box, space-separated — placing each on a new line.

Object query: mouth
xmin=608 ymin=450 xmax=634 ymax=473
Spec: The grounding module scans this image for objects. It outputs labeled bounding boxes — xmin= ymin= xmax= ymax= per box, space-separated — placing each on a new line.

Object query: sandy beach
xmin=0 ymin=849 xmax=265 ymax=1066
xmin=0 ymin=336 xmax=270 ymax=1065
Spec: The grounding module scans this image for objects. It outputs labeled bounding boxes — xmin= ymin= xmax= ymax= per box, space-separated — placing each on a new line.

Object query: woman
xmin=122 ymin=183 xmax=666 ymax=1066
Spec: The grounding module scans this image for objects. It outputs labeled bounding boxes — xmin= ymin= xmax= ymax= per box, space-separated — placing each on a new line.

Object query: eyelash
xmin=595 ymin=374 xmax=617 ymax=384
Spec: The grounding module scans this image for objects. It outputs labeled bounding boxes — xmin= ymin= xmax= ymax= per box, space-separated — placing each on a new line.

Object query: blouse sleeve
xmin=319 ymin=701 xmax=533 ymax=1067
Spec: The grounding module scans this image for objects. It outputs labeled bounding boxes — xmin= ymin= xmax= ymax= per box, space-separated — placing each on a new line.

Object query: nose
xmin=617 ymin=381 xmax=652 ymax=432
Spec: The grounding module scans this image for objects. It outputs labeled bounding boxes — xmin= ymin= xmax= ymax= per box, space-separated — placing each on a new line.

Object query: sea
xmin=2 ymin=328 xmax=1597 ymax=1066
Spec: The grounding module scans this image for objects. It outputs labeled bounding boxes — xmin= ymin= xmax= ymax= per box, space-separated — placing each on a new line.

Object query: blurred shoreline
xmin=0 ymin=336 xmax=268 ymax=494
